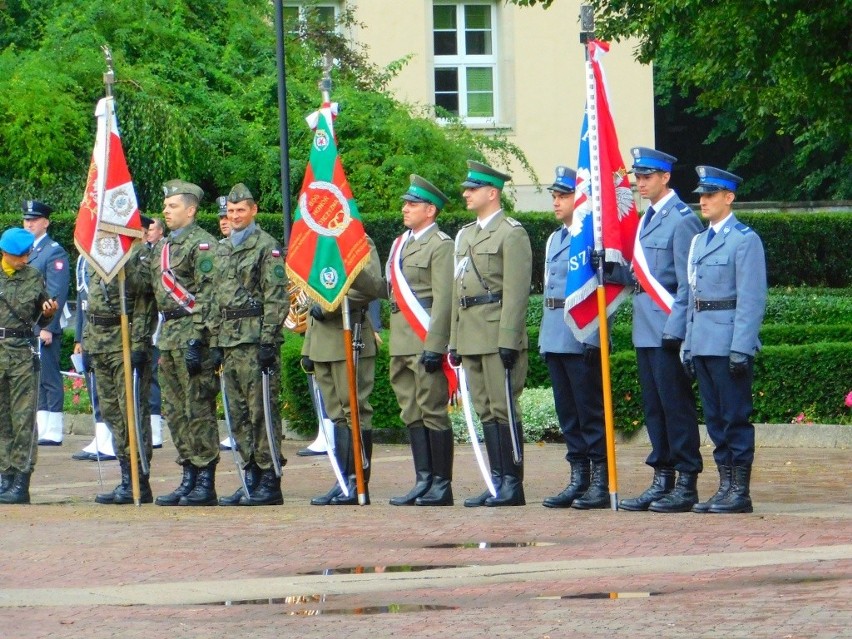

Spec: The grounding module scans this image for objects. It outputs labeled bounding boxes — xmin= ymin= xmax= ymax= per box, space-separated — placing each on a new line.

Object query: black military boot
xmin=0 ymin=472 xmax=31 ymax=504
xmin=331 ymin=430 xmax=372 ymax=505
xmin=156 ymin=462 xmax=198 ymax=506
xmin=95 ymin=458 xmax=130 ymax=504
xmin=0 ymin=473 xmax=14 ymax=495
xmin=109 ymin=459 xmax=154 ymax=505
xmin=543 ymin=459 xmax=591 ymax=508
xmin=464 ymin=422 xmax=502 ymax=507
xmin=485 ymin=422 xmax=525 ymax=507
xmin=240 ymin=466 xmax=284 ymax=506
xmin=649 ymin=472 xmax=699 ymax=513
xmin=416 ymin=428 xmax=454 ymax=506
xmin=220 ymin=462 xmax=262 ymax=506
xmin=390 ymin=424 xmax=432 ymax=506
xmin=693 ymin=464 xmax=731 ymax=513
xmin=178 ymin=462 xmax=218 ymax=506
xmin=619 ymin=468 xmax=676 ymax=511
xmin=709 ymin=465 xmax=753 ymax=513
xmin=572 ymin=461 xmax=609 ymax=509
xmin=311 ymin=424 xmax=350 ymax=506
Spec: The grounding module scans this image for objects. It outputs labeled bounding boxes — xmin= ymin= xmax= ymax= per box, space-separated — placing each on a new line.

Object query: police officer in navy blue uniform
xmin=538 ymin=167 xmax=610 ymax=509
xmin=22 ymin=201 xmax=70 ymax=446
xmin=683 ymin=166 xmax=766 ymax=514
xmin=619 ymin=148 xmax=705 ymax=513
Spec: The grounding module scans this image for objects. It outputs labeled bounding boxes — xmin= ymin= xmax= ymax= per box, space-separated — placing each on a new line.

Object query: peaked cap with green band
xmin=461 ymin=160 xmax=511 ymax=190
xmin=162 ymin=179 xmax=203 ymax=201
xmin=401 ymin=174 xmax=450 ymax=210
xmin=227 ymin=183 xmax=254 ymax=203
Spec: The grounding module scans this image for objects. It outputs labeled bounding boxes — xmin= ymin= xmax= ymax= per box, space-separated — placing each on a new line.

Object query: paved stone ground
xmin=1 ymin=434 xmax=850 ymax=638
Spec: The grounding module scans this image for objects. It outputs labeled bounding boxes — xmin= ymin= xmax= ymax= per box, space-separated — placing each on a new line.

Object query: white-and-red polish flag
xmin=75 ymin=96 xmax=143 ymax=283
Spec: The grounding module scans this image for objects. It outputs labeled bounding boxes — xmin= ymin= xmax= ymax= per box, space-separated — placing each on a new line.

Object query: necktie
xmin=644 ymin=206 xmax=656 ymax=228
xmin=560 ymin=227 xmax=568 ymax=242
xmin=706 ymin=228 xmax=716 ymax=245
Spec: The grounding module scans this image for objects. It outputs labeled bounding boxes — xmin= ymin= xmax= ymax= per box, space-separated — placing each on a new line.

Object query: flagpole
xmin=102 ymin=46 xmax=142 ymax=506
xmin=580 ymin=6 xmax=619 ymax=510
xmin=319 ymin=56 xmax=367 ymax=504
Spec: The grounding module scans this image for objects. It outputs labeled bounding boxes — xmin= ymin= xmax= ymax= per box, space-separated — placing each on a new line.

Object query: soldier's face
xmin=227 ymin=200 xmax=258 ymax=232
xmin=699 ymin=190 xmax=735 ymax=223
xmin=1 ymin=251 xmax=29 ymax=270
xmin=23 ymin=216 xmax=49 ymax=239
xmin=551 ymin=191 xmax=575 ymax=224
xmin=163 ymin=195 xmax=194 ymax=230
xmin=635 ymin=171 xmax=669 ymax=203
xmin=401 ymin=200 xmax=435 ymax=232
xmin=146 ymin=223 xmax=163 ymax=244
xmin=462 ymin=185 xmax=496 ymax=213
xmin=218 ymin=216 xmax=231 ymax=237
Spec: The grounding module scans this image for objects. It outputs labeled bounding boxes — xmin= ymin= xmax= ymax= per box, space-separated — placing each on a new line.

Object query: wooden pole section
xmin=595 ymin=282 xmax=619 ymax=509
xmin=341 ymin=297 xmax=367 ymax=504
xmin=118 ymin=269 xmax=142 ymax=505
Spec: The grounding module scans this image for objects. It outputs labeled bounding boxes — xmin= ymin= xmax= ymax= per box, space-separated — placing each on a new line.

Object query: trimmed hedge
xmin=2 ymin=210 xmax=851 ymax=289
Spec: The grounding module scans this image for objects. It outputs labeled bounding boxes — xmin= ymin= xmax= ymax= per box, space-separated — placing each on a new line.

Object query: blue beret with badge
xmin=21 ymin=200 xmax=53 ymax=220
xmin=547 ymin=166 xmax=576 ymax=194
xmin=693 ymin=165 xmax=742 ymax=193
xmin=0 ymin=228 xmax=36 ymax=256
xmin=461 ymin=160 xmax=511 ymax=190
xmin=401 ymin=174 xmax=450 ymax=210
xmin=630 ymin=147 xmax=677 ymax=175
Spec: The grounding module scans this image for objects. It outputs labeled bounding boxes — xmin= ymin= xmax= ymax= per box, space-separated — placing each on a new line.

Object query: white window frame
xmin=432 ymin=2 xmax=499 ymax=126
xmin=282 ymin=2 xmax=340 ymax=35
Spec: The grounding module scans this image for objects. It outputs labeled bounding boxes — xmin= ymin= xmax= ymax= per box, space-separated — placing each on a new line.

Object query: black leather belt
xmin=390 ymin=297 xmax=433 ymax=314
xmin=459 ymin=292 xmax=502 ymax=309
xmin=161 ymin=308 xmax=190 ymax=321
xmin=0 ymin=327 xmax=31 ymax=339
xmin=695 ymin=299 xmax=737 ymax=311
xmin=544 ymin=297 xmax=565 ymax=309
xmin=222 ymin=307 xmax=262 ymax=320
xmin=636 ymin=282 xmax=678 ymax=295
xmin=88 ymin=313 xmax=121 ymax=327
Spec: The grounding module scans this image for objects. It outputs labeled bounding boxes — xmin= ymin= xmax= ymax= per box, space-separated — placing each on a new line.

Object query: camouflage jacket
xmin=213 ymin=226 xmax=289 ymax=348
xmin=0 ymin=265 xmax=51 ymax=349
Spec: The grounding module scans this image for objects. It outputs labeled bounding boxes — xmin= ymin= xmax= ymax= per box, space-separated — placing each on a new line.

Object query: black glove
xmin=590 ymin=251 xmax=615 ymax=275
xmin=80 ymin=352 xmax=92 ymax=374
xmin=309 ymin=304 xmax=325 ymax=322
xmin=498 ymin=347 xmax=519 ymax=370
xmin=300 ymin=355 xmax=315 ymax=373
xmin=259 ymin=343 xmax=277 ymax=372
xmin=661 ymin=334 xmax=682 ymax=352
xmin=583 ymin=344 xmax=601 ymax=367
xmin=448 ymin=349 xmax=462 ymax=367
xmin=210 ymin=347 xmax=224 ymax=371
xmin=420 ymin=350 xmax=443 ymax=374
xmin=184 ymin=339 xmax=204 ymax=376
xmin=682 ymin=351 xmax=696 ymax=381
xmin=729 ymin=351 xmax=751 ymax=378
xmin=130 ymin=349 xmax=149 ymax=373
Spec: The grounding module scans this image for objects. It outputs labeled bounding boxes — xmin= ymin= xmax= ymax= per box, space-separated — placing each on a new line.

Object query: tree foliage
xmin=508 ymin=0 xmax=851 ymax=200
xmin=0 ymin=0 xmax=531 ymax=216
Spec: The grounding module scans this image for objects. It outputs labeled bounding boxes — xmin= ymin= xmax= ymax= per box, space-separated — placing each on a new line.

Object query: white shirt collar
xmin=410 ymin=222 xmax=435 ymax=241
xmin=650 ymin=189 xmax=676 ymax=211
xmin=710 ymin=212 xmax=733 ymax=233
xmin=478 ymin=209 xmax=502 ymax=230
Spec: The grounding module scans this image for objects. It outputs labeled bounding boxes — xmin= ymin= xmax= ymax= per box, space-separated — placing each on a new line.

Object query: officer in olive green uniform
xmin=211 ymin=184 xmax=289 ymax=507
xmin=303 ymin=237 xmax=385 ymax=506
xmin=0 ymin=228 xmax=58 ymax=504
xmin=387 ymin=175 xmax=455 ymax=507
xmin=151 ymin=180 xmax=221 ymax=507
xmin=86 ymin=235 xmax=158 ymax=505
xmin=450 ymin=161 xmax=532 ymax=508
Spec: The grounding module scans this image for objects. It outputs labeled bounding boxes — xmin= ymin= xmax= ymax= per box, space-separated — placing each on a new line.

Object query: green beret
xmin=162 ymin=180 xmax=204 ymax=201
xmin=401 ymin=174 xmax=450 ymax=210
xmin=227 ymin=183 xmax=254 ymax=203
xmin=461 ymin=160 xmax=511 ymax=190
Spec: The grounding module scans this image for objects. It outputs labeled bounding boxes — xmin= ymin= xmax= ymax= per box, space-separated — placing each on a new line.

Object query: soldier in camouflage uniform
xmin=211 ymin=184 xmax=289 ymax=507
xmin=151 ymin=180 xmax=221 ymax=507
xmin=0 ymin=228 xmax=58 ymax=504
xmin=302 ymin=237 xmax=385 ymax=506
xmin=85 ymin=229 xmax=158 ymax=505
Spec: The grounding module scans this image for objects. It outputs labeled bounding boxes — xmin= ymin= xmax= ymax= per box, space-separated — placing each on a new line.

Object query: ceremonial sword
xmin=306 ymin=374 xmax=348 ymax=496
xmin=455 ymin=363 xmax=497 ymax=497
xmin=219 ymin=368 xmax=250 ymax=497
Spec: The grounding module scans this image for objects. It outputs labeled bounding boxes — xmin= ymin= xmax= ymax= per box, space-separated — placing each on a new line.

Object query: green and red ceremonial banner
xmin=286 ymin=102 xmax=371 ymax=311
xmin=75 ymin=96 xmax=144 ymax=283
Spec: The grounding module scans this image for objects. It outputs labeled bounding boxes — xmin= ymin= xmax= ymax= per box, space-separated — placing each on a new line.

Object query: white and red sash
xmin=632 ymin=222 xmax=673 ymax=315
xmin=388 ymin=231 xmax=457 ymax=396
xmin=160 ymin=242 xmax=196 ymax=312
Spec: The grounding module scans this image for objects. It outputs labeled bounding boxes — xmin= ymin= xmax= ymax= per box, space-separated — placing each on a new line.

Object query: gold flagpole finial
xmin=101 ymin=45 xmax=115 ymax=97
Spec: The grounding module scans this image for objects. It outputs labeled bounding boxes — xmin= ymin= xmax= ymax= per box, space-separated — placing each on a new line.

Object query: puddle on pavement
xmin=425 ymin=541 xmax=556 ymax=549
xmin=213 ymin=597 xmax=457 ymax=615
xmin=299 ymin=564 xmax=465 ymax=575
xmin=535 ymin=592 xmax=659 ymax=600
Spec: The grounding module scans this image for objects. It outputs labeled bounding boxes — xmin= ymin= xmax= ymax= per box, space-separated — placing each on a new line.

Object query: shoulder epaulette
xmin=676 ymin=203 xmax=693 ymax=216
xmin=436 ymin=231 xmax=451 ymax=241
xmin=735 ymin=222 xmax=752 ymax=234
xmin=505 ymin=217 xmax=522 ymax=228
xmin=461 ymin=221 xmax=477 ymax=229
xmin=50 ymin=241 xmax=60 ymax=248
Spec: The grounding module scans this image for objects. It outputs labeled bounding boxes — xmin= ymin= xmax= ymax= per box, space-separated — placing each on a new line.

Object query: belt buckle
xmin=545 ymin=298 xmax=554 ymax=310
xmin=0 ymin=328 xmax=5 ymax=339
xmin=694 ymin=298 xmax=702 ymax=311
xmin=459 ymin=297 xmax=469 ymax=309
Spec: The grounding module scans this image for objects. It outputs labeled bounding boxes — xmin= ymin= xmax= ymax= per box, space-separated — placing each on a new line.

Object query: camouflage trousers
xmin=389 ymin=353 xmax=451 ymax=431
xmin=159 ymin=346 xmax=219 ymax=467
xmin=463 ymin=351 xmax=528 ymax=425
xmin=314 ymin=356 xmax=375 ymax=432
xmin=222 ymin=344 xmax=283 ymax=471
xmin=91 ymin=351 xmax=153 ymax=463
xmin=0 ymin=343 xmax=38 ymax=472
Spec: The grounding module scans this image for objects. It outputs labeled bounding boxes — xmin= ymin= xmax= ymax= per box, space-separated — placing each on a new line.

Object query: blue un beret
xmin=21 ymin=200 xmax=53 ymax=220
xmin=693 ymin=165 xmax=743 ymax=194
xmin=630 ymin=147 xmax=677 ymax=175
xmin=547 ymin=166 xmax=577 ymax=194
xmin=0 ymin=228 xmax=36 ymax=256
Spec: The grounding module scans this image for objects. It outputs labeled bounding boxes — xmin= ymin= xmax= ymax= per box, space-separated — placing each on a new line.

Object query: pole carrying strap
xmin=160 ymin=242 xmax=196 ymax=312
